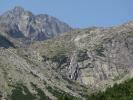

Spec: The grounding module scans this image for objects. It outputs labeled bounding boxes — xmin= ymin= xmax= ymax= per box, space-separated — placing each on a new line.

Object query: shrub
xmin=87 ymin=78 xmax=133 ymax=100
xmin=77 ymin=49 xmax=89 ymax=62
xmin=95 ymin=46 xmax=105 ymax=57
xmin=10 ymin=83 xmax=36 ymax=100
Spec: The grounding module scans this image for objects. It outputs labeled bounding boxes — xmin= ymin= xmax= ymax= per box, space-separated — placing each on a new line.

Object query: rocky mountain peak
xmin=10 ymin=6 xmax=33 ymax=18
xmin=0 ymin=6 xmax=72 ymax=41
xmin=0 ymin=7 xmax=133 ymax=99
xmin=12 ymin=6 xmax=25 ymax=13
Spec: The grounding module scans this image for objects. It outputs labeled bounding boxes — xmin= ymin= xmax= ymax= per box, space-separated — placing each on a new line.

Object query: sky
xmin=0 ymin=0 xmax=133 ymax=28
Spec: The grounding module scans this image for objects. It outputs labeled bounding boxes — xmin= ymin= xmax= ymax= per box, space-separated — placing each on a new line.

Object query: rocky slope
xmin=30 ymin=21 xmax=133 ymax=91
xmin=0 ymin=6 xmax=72 ymax=41
xmin=0 ymin=7 xmax=133 ymax=100
xmin=0 ymin=47 xmax=88 ymax=100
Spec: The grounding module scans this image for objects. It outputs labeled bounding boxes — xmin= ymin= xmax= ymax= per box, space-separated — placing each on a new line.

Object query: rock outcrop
xmin=31 ymin=21 xmax=133 ymax=91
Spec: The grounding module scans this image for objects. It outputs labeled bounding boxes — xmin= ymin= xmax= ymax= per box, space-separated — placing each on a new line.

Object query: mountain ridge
xmin=0 ymin=6 xmax=133 ymax=100
xmin=0 ymin=6 xmax=72 ymax=41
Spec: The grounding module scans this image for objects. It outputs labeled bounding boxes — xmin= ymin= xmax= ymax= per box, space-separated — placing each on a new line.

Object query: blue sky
xmin=0 ymin=0 xmax=133 ymax=28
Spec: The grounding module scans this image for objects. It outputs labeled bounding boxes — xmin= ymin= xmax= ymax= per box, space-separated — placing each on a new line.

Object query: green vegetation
xmin=9 ymin=83 xmax=50 ymax=100
xmin=58 ymin=93 xmax=79 ymax=100
xmin=51 ymin=52 xmax=68 ymax=64
xmin=87 ymin=78 xmax=133 ymax=100
xmin=9 ymin=83 xmax=36 ymax=100
xmin=41 ymin=44 xmax=69 ymax=64
xmin=46 ymin=86 xmax=63 ymax=98
xmin=46 ymin=86 xmax=80 ymax=100
xmin=30 ymin=82 xmax=50 ymax=100
xmin=9 ymin=78 xmax=133 ymax=100
xmin=95 ymin=45 xmax=105 ymax=57
xmin=77 ymin=49 xmax=89 ymax=62
xmin=8 ymin=78 xmax=133 ymax=100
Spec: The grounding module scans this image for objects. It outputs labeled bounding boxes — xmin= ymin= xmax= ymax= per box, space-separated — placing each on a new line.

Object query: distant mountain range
xmin=0 ymin=6 xmax=72 ymax=41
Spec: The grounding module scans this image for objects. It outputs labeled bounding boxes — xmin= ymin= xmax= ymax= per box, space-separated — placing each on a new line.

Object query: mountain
xmin=0 ymin=20 xmax=133 ymax=100
xmin=30 ymin=21 xmax=133 ymax=90
xmin=0 ymin=6 xmax=72 ymax=41
xmin=0 ymin=6 xmax=133 ymax=100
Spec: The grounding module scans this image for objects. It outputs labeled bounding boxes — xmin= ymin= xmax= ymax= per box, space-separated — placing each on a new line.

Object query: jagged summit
xmin=12 ymin=6 xmax=25 ymax=13
xmin=0 ymin=6 xmax=72 ymax=41
xmin=13 ymin=6 xmax=25 ymax=11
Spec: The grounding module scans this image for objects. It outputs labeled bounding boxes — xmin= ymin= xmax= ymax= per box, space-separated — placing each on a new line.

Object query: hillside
xmin=30 ymin=21 xmax=133 ymax=91
xmin=0 ymin=7 xmax=133 ymax=100
xmin=87 ymin=78 xmax=133 ymax=100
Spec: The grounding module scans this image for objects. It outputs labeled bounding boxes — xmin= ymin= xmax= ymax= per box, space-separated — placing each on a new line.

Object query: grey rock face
xmin=0 ymin=91 xmax=2 ymax=98
xmin=0 ymin=6 xmax=72 ymax=41
xmin=68 ymin=52 xmax=80 ymax=80
xmin=65 ymin=25 xmax=133 ymax=89
xmin=32 ymin=22 xmax=133 ymax=91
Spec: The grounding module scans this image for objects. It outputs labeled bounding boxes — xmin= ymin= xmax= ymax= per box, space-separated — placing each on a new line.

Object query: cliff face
xmin=31 ymin=21 xmax=133 ymax=91
xmin=0 ymin=6 xmax=72 ymax=41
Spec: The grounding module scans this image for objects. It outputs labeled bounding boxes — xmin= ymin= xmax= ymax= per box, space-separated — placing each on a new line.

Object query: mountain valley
xmin=0 ymin=7 xmax=133 ymax=100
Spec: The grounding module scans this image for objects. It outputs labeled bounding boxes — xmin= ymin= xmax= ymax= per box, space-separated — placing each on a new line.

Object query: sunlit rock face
xmin=0 ymin=6 xmax=72 ymax=41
